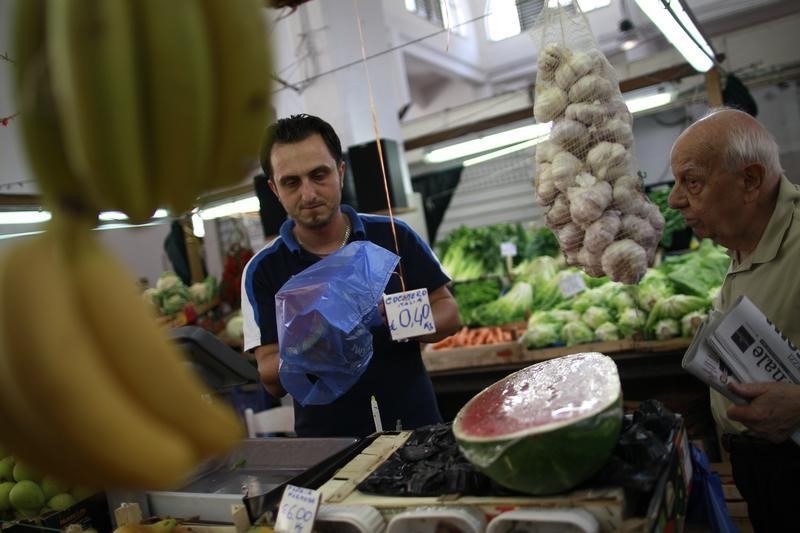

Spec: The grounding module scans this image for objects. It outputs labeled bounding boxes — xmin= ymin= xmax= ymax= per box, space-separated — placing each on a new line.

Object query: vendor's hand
xmin=726 ymin=382 xmax=800 ymax=443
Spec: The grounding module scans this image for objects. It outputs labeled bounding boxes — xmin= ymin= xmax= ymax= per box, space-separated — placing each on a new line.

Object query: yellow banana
xmin=68 ymin=223 xmax=243 ymax=457
xmin=0 ymin=223 xmax=198 ymax=489
xmin=46 ymin=0 xmax=153 ymax=222
xmin=0 ymin=244 xmax=93 ymax=486
xmin=200 ymin=0 xmax=272 ymax=190
xmin=133 ymin=0 xmax=214 ymax=215
xmin=11 ymin=0 xmax=97 ymax=215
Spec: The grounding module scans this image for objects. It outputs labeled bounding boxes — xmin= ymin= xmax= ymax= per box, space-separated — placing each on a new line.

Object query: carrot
xmin=431 ymin=336 xmax=454 ymax=350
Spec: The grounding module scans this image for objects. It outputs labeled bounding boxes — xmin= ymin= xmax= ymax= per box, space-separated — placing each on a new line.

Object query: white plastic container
xmin=486 ymin=508 xmax=599 ymax=533
xmin=386 ymin=506 xmax=486 ymax=533
xmin=315 ymin=504 xmax=386 ymax=533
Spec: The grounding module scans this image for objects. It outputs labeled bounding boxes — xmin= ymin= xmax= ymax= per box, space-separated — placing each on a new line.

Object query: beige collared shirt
xmin=710 ymin=175 xmax=800 ymax=435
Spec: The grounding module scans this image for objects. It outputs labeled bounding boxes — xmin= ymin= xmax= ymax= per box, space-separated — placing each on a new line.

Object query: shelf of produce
xmin=423 ymin=337 xmax=692 ymax=374
xmin=155 ymin=296 xmax=220 ymax=328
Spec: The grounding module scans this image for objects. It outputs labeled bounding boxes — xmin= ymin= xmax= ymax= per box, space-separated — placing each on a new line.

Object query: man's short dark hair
xmin=259 ymin=114 xmax=343 ymax=180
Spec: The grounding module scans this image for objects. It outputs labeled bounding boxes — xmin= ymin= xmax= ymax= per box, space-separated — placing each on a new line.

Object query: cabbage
xmin=582 ymin=306 xmax=611 ymax=330
xmin=226 ymin=314 xmax=244 ymax=340
xmin=550 ymin=309 xmax=580 ymax=324
xmin=681 ymin=311 xmax=708 ymax=338
xmin=141 ymin=288 xmax=161 ymax=311
xmin=527 ymin=310 xmax=564 ymax=328
xmin=521 ymin=323 xmax=561 ymax=349
xmin=161 ymin=292 xmax=189 ymax=315
xmin=635 ymin=270 xmax=673 ymax=312
xmin=156 ymin=271 xmax=183 ymax=292
xmin=618 ymin=308 xmax=646 ymax=338
xmin=188 ymin=275 xmax=218 ymax=305
xmin=646 ymin=295 xmax=709 ymax=333
xmin=653 ymin=318 xmax=680 ymax=340
xmin=571 ymin=287 xmax=607 ymax=313
xmin=595 ymin=322 xmax=620 ymax=342
xmin=562 ymin=321 xmax=594 ymax=346
xmin=609 ymin=289 xmax=636 ymax=316
xmin=471 ymin=281 xmax=533 ymax=326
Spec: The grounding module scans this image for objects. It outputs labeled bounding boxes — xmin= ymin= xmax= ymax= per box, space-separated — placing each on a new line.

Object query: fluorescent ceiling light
xmin=626 ymin=91 xmax=674 ymax=114
xmin=97 ymin=208 xmax=169 ymax=222
xmin=0 ymin=211 xmax=52 ymax=224
xmin=199 ymin=196 xmax=260 ymax=220
xmin=463 ymin=137 xmax=546 ymax=167
xmin=634 ymin=0 xmax=714 ymax=72
xmin=425 ymin=123 xmax=553 ymax=164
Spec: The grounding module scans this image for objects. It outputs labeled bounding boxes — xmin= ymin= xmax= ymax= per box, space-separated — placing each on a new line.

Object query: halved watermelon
xmin=452 ymin=352 xmax=622 ymax=495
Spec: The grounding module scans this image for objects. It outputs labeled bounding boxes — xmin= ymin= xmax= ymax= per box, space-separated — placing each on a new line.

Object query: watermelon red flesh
xmin=455 ymin=352 xmax=621 ymax=439
xmin=452 ymin=352 xmax=623 ymax=495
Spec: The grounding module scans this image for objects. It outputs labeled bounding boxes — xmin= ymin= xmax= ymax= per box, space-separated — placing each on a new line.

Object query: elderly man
xmin=668 ymin=107 xmax=800 ymax=531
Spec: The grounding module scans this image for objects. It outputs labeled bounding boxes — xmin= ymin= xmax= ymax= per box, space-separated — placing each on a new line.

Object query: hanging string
xmin=353 ymin=0 xmax=406 ymax=292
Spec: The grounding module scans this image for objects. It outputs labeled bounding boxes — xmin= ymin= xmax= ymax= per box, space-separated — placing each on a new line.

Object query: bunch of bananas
xmin=0 ymin=213 xmax=245 ymax=489
xmin=14 ymin=0 xmax=272 ymax=220
xmin=0 ymin=0 xmax=274 ymax=489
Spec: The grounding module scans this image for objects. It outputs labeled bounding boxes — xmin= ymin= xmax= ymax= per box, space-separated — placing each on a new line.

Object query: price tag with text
xmin=383 ymin=288 xmax=436 ymax=341
xmin=559 ymin=272 xmax=587 ymax=298
xmin=500 ymin=241 xmax=517 ymax=257
xmin=274 ymin=485 xmax=320 ymax=533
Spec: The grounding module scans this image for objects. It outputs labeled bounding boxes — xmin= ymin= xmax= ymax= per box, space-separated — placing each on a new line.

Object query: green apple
xmin=0 ymin=457 xmax=14 ymax=482
xmin=47 ymin=493 xmax=76 ymax=511
xmin=9 ymin=480 xmax=44 ymax=511
xmin=12 ymin=461 xmax=42 ymax=483
xmin=41 ymin=476 xmax=70 ymax=501
xmin=0 ymin=481 xmax=15 ymax=511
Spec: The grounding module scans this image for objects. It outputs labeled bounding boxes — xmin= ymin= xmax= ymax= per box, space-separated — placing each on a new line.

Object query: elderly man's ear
xmin=742 ymin=162 xmax=766 ymax=202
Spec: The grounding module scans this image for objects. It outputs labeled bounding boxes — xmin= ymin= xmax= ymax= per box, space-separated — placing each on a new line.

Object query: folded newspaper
xmin=682 ymin=295 xmax=800 ymax=445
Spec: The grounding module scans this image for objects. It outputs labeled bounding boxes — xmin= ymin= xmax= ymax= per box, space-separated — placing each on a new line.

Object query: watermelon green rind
xmin=452 ymin=352 xmax=623 ymax=495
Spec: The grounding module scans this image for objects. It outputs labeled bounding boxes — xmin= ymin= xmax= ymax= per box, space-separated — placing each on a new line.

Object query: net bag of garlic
xmin=532 ymin=3 xmax=664 ymax=284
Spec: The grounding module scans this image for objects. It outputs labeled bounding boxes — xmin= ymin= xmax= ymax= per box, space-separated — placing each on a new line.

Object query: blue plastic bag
xmin=685 ymin=444 xmax=739 ymax=533
xmin=275 ymin=241 xmax=400 ymax=406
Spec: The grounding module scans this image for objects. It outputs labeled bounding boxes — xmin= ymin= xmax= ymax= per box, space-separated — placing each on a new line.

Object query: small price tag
xmin=274 ymin=485 xmax=320 ymax=533
xmin=558 ymin=272 xmax=586 ymax=298
xmin=500 ymin=241 xmax=517 ymax=257
xmin=383 ymin=288 xmax=436 ymax=341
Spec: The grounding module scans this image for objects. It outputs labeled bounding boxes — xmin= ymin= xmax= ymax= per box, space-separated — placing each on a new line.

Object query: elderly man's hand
xmin=727 ymin=382 xmax=800 ymax=443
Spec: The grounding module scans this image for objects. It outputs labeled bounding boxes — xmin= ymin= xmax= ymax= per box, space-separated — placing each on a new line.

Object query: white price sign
xmin=383 ymin=288 xmax=436 ymax=341
xmin=559 ymin=272 xmax=587 ymax=298
xmin=274 ymin=485 xmax=320 ymax=533
xmin=500 ymin=241 xmax=517 ymax=257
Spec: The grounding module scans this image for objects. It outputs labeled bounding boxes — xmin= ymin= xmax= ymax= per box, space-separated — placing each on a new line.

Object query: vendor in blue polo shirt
xmin=241 ymin=114 xmax=461 ymax=438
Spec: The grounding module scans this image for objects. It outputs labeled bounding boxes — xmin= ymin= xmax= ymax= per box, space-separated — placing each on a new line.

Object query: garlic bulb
xmin=535 ymin=140 xmax=561 ymax=165
xmin=568 ymin=181 xmax=612 ymax=227
xmin=601 ymin=239 xmax=648 ymax=284
xmin=612 ymin=174 xmax=643 ymax=213
xmin=575 ymin=172 xmax=597 ymax=187
xmin=586 ymin=142 xmax=629 ymax=180
xmin=593 ymin=118 xmax=634 ymax=148
xmin=538 ymin=43 xmax=570 ymax=80
xmin=569 ymin=75 xmax=614 ymax=103
xmin=587 ymin=50 xmax=613 ymax=79
xmin=554 ymin=52 xmax=593 ymax=90
xmin=534 ymin=86 xmax=569 ymax=122
xmin=558 ymin=222 xmax=585 ymax=252
xmin=535 ymin=164 xmax=558 ymax=205
xmin=584 ymin=210 xmax=621 ymax=254
xmin=577 ymin=247 xmax=605 ymax=277
xmin=607 ymin=97 xmax=633 ymax=125
xmin=545 ymin=194 xmax=572 ymax=228
xmin=621 ymin=214 xmax=659 ymax=250
xmin=641 ymin=201 xmax=666 ymax=233
xmin=565 ymin=102 xmax=607 ymax=126
xmin=550 ymin=119 xmax=590 ymax=155
xmin=551 ymin=151 xmax=582 ymax=192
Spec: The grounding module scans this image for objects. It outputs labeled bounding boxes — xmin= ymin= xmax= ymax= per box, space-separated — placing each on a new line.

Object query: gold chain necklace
xmin=297 ymin=218 xmax=351 ymax=256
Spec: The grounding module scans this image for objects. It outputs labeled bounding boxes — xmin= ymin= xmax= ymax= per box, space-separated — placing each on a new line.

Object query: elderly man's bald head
xmin=672 ymin=108 xmax=783 ymax=185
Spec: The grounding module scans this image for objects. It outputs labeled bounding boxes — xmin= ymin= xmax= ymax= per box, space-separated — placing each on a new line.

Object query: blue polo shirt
xmin=241 ymin=205 xmax=449 ymax=437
